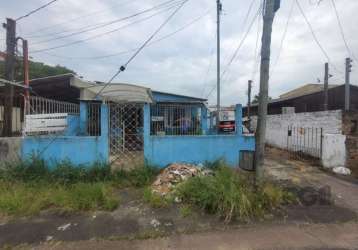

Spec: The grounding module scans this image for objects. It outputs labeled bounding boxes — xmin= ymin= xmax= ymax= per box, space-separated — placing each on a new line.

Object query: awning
xmin=71 ymin=79 xmax=154 ymax=103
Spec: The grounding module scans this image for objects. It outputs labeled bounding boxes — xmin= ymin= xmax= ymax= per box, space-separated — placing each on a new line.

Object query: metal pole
xmin=3 ymin=18 xmax=16 ymax=136
xmin=345 ymin=57 xmax=352 ymax=111
xmin=23 ymin=40 xmax=30 ymax=115
xmin=254 ymin=0 xmax=277 ymax=181
xmin=216 ymin=0 xmax=222 ymax=130
xmin=323 ymin=62 xmax=329 ymax=111
xmin=247 ymin=80 xmax=252 ymax=131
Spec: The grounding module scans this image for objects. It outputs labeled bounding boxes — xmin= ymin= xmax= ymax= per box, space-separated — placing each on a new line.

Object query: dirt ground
xmin=1 ymin=148 xmax=358 ymax=249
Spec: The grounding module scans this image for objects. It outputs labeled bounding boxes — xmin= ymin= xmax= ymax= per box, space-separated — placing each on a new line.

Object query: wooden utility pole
xmin=254 ymin=0 xmax=278 ymax=181
xmin=345 ymin=58 xmax=352 ymax=111
xmin=247 ymin=80 xmax=252 ymax=131
xmin=323 ymin=62 xmax=329 ymax=111
xmin=22 ymin=39 xmax=30 ymax=115
xmin=3 ymin=18 xmax=16 ymax=137
xmin=216 ymin=0 xmax=222 ymax=129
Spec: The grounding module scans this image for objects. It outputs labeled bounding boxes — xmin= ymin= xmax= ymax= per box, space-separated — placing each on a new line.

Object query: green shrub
xmin=143 ymin=187 xmax=171 ymax=208
xmin=176 ymin=165 xmax=294 ymax=222
xmin=113 ymin=165 xmax=159 ymax=188
xmin=179 ymin=205 xmax=193 ymax=218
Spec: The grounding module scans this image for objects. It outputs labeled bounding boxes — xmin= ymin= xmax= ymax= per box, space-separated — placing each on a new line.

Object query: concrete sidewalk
xmin=34 ymin=222 xmax=358 ymax=250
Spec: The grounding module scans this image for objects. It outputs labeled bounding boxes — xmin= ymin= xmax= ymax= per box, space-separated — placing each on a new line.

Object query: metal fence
xmin=287 ymin=126 xmax=323 ymax=160
xmin=28 ymin=96 xmax=79 ymax=115
xmin=150 ymin=104 xmax=202 ymax=136
xmin=109 ymin=103 xmax=144 ymax=168
xmin=87 ymin=102 xmax=101 ymax=136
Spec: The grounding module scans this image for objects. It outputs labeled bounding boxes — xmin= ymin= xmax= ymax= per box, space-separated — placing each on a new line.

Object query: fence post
xmin=235 ymin=104 xmax=243 ymax=136
xmin=201 ymin=105 xmax=208 ymax=135
xmin=79 ymin=101 xmax=88 ymax=135
xmin=143 ymin=104 xmax=151 ymax=163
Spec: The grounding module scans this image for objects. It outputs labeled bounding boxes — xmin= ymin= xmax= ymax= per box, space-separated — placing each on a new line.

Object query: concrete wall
xmin=0 ymin=137 xmax=22 ymax=165
xmin=144 ymin=104 xmax=255 ymax=168
xmin=250 ymin=110 xmax=343 ymax=149
xmin=322 ymin=134 xmax=346 ymax=168
xmin=22 ymin=104 xmax=109 ymax=167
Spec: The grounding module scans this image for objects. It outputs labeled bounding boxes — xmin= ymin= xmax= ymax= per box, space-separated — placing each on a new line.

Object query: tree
xmin=251 ymin=95 xmax=272 ymax=105
xmin=0 ymin=58 xmax=75 ymax=81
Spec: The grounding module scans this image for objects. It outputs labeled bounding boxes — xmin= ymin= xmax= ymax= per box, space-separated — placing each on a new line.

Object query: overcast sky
xmin=1 ymin=0 xmax=357 ymax=105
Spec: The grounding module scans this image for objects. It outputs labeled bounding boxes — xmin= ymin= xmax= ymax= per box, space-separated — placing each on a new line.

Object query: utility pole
xmin=22 ymin=39 xmax=30 ymax=115
xmin=247 ymin=80 xmax=252 ymax=131
xmin=3 ymin=18 xmax=16 ymax=137
xmin=216 ymin=0 xmax=222 ymax=129
xmin=254 ymin=0 xmax=278 ymax=181
xmin=323 ymin=62 xmax=329 ymax=111
xmin=345 ymin=57 xmax=352 ymax=111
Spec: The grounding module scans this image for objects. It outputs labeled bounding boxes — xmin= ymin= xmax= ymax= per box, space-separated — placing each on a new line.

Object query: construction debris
xmin=151 ymin=163 xmax=212 ymax=196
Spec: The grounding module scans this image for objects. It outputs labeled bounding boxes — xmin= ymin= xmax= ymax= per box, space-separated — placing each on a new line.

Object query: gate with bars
xmin=109 ymin=103 xmax=144 ymax=169
xmin=287 ymin=126 xmax=323 ymax=160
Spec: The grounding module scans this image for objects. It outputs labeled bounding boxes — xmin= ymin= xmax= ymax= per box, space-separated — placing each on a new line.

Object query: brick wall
xmin=343 ymin=112 xmax=358 ymax=136
xmin=343 ymin=112 xmax=358 ymax=177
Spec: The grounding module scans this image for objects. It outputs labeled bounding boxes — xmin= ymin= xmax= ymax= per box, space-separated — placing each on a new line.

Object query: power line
xmin=30 ymin=0 xmax=183 ymax=45
xmin=295 ymin=0 xmax=342 ymax=74
xmin=271 ymin=0 xmax=295 ymax=76
xmin=206 ymin=3 xmax=262 ymax=99
xmin=330 ymin=0 xmax=358 ymax=61
xmin=91 ymin=0 xmax=189 ymax=99
xmin=251 ymin=6 xmax=262 ymax=81
xmin=16 ymin=0 xmax=60 ymax=22
xmin=32 ymin=9 xmax=211 ymax=60
xmin=30 ymin=3 xmax=184 ymax=54
xmin=22 ymin=0 xmax=138 ymax=37
xmin=201 ymin=46 xmax=215 ymax=98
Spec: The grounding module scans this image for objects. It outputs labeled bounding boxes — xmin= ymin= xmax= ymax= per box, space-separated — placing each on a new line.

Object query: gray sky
xmin=1 ymin=0 xmax=357 ymax=106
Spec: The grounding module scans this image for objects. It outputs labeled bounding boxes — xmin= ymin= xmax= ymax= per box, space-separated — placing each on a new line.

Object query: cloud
xmin=0 ymin=0 xmax=357 ymax=106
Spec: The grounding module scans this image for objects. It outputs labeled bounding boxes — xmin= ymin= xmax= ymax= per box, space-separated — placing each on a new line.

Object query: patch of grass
xmin=176 ymin=165 xmax=295 ymax=222
xmin=179 ymin=205 xmax=193 ymax=218
xmin=143 ymin=187 xmax=171 ymax=208
xmin=0 ymin=181 xmax=119 ymax=216
xmin=113 ymin=166 xmax=159 ymax=188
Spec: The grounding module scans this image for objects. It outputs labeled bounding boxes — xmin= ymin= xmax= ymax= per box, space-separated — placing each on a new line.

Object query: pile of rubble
xmin=151 ymin=163 xmax=211 ymax=196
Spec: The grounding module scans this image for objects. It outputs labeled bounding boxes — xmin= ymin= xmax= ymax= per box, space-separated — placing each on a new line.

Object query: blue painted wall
xmin=22 ymin=104 xmax=109 ymax=167
xmin=65 ymin=115 xmax=80 ymax=136
xmin=144 ymin=104 xmax=255 ymax=167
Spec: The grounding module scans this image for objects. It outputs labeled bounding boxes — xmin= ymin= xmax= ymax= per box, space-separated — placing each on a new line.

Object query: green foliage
xmin=179 ymin=205 xmax=193 ymax=218
xmin=176 ymin=165 xmax=295 ymax=222
xmin=0 ymin=60 xmax=75 ymax=81
xmin=113 ymin=166 xmax=159 ymax=188
xmin=143 ymin=187 xmax=171 ymax=208
xmin=0 ymin=181 xmax=119 ymax=216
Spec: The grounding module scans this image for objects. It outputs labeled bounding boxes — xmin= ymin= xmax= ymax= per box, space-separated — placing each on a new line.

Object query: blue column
xmin=201 ymin=105 xmax=208 ymax=135
xmin=235 ymin=104 xmax=243 ymax=136
xmin=99 ymin=103 xmax=109 ymax=163
xmin=143 ymin=104 xmax=151 ymax=164
xmin=79 ymin=101 xmax=88 ymax=135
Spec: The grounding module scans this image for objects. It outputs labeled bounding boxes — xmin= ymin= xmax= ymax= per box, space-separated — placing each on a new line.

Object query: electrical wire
xmin=22 ymin=0 xmax=138 ymax=38
xmin=271 ymin=0 xmax=295 ymax=76
xmin=32 ymin=9 xmax=211 ymax=60
xmin=330 ymin=0 xmax=357 ymax=61
xmin=206 ymin=3 xmax=263 ymax=99
xmin=295 ymin=0 xmax=342 ymax=75
xmin=91 ymin=0 xmax=189 ymax=100
xmin=201 ymin=46 xmax=215 ymax=98
xmin=30 ymin=3 xmax=184 ymax=54
xmin=30 ymin=0 xmax=183 ymax=45
xmin=16 ymin=0 xmax=60 ymax=22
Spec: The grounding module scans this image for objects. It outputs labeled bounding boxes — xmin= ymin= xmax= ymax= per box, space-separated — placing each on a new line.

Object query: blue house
xmin=22 ymin=74 xmax=255 ymax=169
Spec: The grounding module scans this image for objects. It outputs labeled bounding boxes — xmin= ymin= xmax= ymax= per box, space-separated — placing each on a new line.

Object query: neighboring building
xmin=243 ymin=83 xmax=358 ymax=116
xmin=0 ymin=51 xmax=6 ymax=62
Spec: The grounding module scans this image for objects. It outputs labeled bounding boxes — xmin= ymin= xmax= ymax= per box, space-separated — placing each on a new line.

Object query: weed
xmin=179 ymin=205 xmax=193 ymax=218
xmin=143 ymin=187 xmax=172 ymax=208
xmin=176 ymin=165 xmax=294 ymax=222
xmin=0 ymin=181 xmax=119 ymax=216
xmin=113 ymin=165 xmax=159 ymax=188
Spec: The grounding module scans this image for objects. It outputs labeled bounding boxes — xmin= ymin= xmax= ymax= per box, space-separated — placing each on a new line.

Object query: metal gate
xmin=287 ymin=126 xmax=323 ymax=160
xmin=109 ymin=103 xmax=144 ymax=169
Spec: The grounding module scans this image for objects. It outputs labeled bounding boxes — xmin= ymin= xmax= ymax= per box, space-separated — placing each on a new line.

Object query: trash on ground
xmin=151 ymin=163 xmax=213 ymax=196
xmin=150 ymin=219 xmax=161 ymax=228
xmin=333 ymin=167 xmax=351 ymax=176
xmin=57 ymin=223 xmax=71 ymax=231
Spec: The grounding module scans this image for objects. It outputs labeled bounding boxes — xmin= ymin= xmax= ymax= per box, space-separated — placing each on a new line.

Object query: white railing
xmin=28 ymin=96 xmax=79 ymax=115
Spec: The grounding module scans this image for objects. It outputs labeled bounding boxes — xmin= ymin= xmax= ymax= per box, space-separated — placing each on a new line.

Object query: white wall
xmin=250 ymin=110 xmax=346 ymax=168
xmin=322 ymin=134 xmax=346 ymax=168
xmin=250 ymin=110 xmax=342 ymax=149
